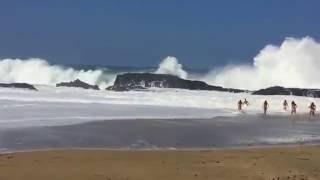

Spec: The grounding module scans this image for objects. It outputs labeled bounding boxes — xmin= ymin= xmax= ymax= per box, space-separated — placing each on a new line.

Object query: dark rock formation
xmin=0 ymin=83 xmax=37 ymax=90
xmin=252 ymin=86 xmax=320 ymax=97
xmin=107 ymin=73 xmax=245 ymax=92
xmin=252 ymin=86 xmax=291 ymax=95
xmin=56 ymin=79 xmax=100 ymax=90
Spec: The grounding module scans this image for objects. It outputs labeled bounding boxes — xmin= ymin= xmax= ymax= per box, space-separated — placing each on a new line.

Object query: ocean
xmin=0 ymin=46 xmax=320 ymax=150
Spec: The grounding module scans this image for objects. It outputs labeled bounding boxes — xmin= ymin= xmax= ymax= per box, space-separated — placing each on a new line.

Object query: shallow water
xmin=1 ymin=115 xmax=320 ymax=151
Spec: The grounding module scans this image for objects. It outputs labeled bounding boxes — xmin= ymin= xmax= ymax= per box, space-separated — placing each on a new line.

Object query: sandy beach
xmin=0 ymin=146 xmax=319 ymax=180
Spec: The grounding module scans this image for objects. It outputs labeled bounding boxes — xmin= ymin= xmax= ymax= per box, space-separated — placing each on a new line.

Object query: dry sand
xmin=0 ymin=146 xmax=319 ymax=180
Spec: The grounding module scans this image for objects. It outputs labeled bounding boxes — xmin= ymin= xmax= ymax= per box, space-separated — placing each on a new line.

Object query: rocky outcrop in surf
xmin=252 ymin=86 xmax=320 ymax=97
xmin=56 ymin=79 xmax=100 ymax=90
xmin=0 ymin=83 xmax=37 ymax=90
xmin=107 ymin=73 xmax=245 ymax=92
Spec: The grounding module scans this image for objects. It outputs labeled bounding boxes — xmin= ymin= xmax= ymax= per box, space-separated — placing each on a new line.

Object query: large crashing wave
xmin=203 ymin=36 xmax=320 ymax=90
xmin=1 ymin=37 xmax=320 ymax=91
xmin=155 ymin=56 xmax=188 ymax=79
xmin=0 ymin=58 xmax=114 ymax=88
xmin=0 ymin=57 xmax=190 ymax=89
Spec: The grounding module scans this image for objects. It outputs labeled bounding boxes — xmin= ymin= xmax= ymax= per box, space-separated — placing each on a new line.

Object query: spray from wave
xmin=155 ymin=56 xmax=188 ymax=79
xmin=203 ymin=36 xmax=320 ymax=90
xmin=0 ymin=58 xmax=113 ymax=88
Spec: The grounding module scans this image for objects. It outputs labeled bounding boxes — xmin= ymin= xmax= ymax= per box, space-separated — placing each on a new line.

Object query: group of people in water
xmin=237 ymin=99 xmax=317 ymax=117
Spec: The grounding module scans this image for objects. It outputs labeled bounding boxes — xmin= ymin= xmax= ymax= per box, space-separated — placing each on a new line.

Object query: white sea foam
xmin=0 ymin=85 xmax=319 ymax=128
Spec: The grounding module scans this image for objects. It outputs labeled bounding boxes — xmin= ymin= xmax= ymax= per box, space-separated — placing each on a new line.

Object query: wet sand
xmin=0 ymin=146 xmax=319 ymax=180
xmin=1 ymin=115 xmax=320 ymax=151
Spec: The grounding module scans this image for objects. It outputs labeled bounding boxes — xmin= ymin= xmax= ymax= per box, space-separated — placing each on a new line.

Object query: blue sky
xmin=0 ymin=0 xmax=319 ymax=68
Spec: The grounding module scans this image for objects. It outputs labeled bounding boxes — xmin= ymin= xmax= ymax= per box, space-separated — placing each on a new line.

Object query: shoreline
xmin=1 ymin=143 xmax=320 ymax=154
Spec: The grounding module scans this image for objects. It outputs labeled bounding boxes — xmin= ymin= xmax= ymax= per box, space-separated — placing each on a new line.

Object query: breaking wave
xmin=0 ymin=58 xmax=113 ymax=88
xmin=203 ymin=36 xmax=320 ymax=90
xmin=0 ymin=56 xmax=189 ymax=89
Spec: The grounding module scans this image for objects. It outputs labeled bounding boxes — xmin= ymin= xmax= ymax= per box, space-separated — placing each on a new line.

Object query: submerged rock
xmin=56 ymin=79 xmax=100 ymax=90
xmin=0 ymin=83 xmax=37 ymax=90
xmin=252 ymin=86 xmax=320 ymax=97
xmin=107 ymin=73 xmax=245 ymax=92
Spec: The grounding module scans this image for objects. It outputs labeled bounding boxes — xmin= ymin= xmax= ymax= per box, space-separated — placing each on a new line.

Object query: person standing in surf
xmin=291 ymin=101 xmax=297 ymax=115
xmin=244 ymin=98 xmax=249 ymax=107
xmin=309 ymin=102 xmax=316 ymax=117
xmin=283 ymin=100 xmax=288 ymax=111
xmin=238 ymin=100 xmax=243 ymax=111
xmin=263 ymin=100 xmax=269 ymax=115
